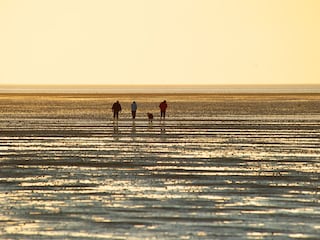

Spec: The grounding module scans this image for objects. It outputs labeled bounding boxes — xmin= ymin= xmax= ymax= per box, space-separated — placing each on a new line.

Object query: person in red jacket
xmin=159 ymin=100 xmax=168 ymax=119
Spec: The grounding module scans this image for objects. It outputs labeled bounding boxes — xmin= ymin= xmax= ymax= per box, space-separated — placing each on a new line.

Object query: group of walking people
xmin=112 ymin=100 xmax=167 ymax=120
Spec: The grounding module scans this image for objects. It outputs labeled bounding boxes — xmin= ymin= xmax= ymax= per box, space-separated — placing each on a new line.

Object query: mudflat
xmin=0 ymin=93 xmax=319 ymax=239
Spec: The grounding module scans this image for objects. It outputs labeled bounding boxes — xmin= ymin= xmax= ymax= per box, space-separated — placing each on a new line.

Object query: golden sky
xmin=0 ymin=0 xmax=319 ymax=85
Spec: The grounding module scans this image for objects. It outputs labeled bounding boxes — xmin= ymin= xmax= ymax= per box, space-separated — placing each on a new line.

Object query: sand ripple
xmin=0 ymin=94 xmax=319 ymax=239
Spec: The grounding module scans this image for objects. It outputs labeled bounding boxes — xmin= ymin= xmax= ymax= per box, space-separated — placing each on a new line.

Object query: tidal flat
xmin=0 ymin=93 xmax=319 ymax=239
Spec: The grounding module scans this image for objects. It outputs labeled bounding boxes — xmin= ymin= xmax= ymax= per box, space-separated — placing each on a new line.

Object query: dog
xmin=147 ymin=113 xmax=154 ymax=122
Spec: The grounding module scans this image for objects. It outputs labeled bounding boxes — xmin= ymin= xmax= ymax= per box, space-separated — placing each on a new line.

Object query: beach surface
xmin=0 ymin=93 xmax=319 ymax=239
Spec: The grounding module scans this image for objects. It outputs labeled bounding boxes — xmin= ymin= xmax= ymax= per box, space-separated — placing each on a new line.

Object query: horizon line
xmin=1 ymin=84 xmax=320 ymax=94
xmin=1 ymin=83 xmax=320 ymax=87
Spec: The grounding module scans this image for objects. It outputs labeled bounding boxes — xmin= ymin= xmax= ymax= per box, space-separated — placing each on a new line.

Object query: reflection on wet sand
xmin=0 ymin=93 xmax=319 ymax=239
xmin=131 ymin=121 xmax=136 ymax=134
xmin=160 ymin=121 xmax=166 ymax=135
xmin=113 ymin=121 xmax=119 ymax=134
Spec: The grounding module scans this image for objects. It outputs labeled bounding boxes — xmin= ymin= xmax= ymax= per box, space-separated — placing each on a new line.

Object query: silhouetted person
xmin=112 ymin=100 xmax=122 ymax=120
xmin=159 ymin=100 xmax=167 ymax=119
xmin=131 ymin=101 xmax=137 ymax=119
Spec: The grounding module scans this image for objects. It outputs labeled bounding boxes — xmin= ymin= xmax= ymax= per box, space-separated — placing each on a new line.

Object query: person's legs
xmin=132 ymin=111 xmax=136 ymax=119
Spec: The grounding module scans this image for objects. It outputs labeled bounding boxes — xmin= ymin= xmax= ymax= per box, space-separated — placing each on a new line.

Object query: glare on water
xmin=0 ymin=93 xmax=319 ymax=239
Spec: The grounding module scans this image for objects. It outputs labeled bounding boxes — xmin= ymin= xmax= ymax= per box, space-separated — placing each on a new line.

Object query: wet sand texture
xmin=0 ymin=94 xmax=319 ymax=239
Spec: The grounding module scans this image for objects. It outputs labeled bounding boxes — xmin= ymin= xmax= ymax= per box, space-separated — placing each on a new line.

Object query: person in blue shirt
xmin=131 ymin=101 xmax=137 ymax=119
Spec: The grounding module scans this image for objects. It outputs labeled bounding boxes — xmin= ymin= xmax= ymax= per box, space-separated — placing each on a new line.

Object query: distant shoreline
xmin=1 ymin=84 xmax=320 ymax=94
xmin=0 ymin=92 xmax=320 ymax=98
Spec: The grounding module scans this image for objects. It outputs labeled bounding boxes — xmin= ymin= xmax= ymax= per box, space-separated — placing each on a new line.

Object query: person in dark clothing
xmin=112 ymin=101 xmax=122 ymax=120
xmin=159 ymin=100 xmax=167 ymax=119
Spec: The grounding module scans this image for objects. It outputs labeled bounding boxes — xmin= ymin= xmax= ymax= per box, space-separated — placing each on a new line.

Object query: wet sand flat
xmin=0 ymin=93 xmax=319 ymax=239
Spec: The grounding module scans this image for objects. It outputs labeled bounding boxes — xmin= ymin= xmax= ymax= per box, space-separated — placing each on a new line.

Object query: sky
xmin=0 ymin=0 xmax=320 ymax=86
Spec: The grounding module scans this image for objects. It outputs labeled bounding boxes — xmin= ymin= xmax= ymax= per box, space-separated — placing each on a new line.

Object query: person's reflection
xmin=113 ymin=121 xmax=119 ymax=135
xmin=131 ymin=121 xmax=136 ymax=134
xmin=160 ymin=121 xmax=166 ymax=135
xmin=131 ymin=121 xmax=136 ymax=141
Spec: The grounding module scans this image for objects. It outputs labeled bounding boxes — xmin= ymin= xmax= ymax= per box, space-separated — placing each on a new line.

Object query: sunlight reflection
xmin=1 ymin=97 xmax=319 ymax=239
